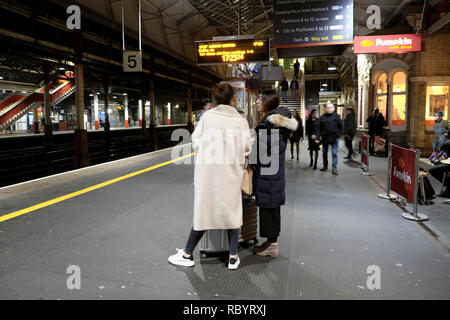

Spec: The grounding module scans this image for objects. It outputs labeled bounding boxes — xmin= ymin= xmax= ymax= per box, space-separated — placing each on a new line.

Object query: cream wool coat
xmin=192 ymin=104 xmax=251 ymax=231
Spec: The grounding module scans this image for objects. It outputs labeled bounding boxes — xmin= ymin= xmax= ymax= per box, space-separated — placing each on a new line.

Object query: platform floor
xmin=0 ymin=142 xmax=449 ymax=299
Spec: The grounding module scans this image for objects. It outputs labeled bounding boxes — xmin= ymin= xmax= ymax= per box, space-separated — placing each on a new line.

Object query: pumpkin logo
xmin=361 ymin=39 xmax=374 ymax=47
xmin=399 ymin=157 xmax=406 ymax=169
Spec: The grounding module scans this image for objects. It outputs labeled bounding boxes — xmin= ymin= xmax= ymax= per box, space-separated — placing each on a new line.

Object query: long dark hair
xmin=307 ymin=109 xmax=318 ymax=121
xmin=261 ymin=89 xmax=279 ymax=112
xmin=213 ymin=83 xmax=234 ymax=105
xmin=257 ymin=90 xmax=279 ymax=126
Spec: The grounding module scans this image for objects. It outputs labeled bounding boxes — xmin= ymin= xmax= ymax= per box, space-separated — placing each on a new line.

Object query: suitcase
xmin=199 ymin=196 xmax=258 ymax=258
xmin=199 ymin=229 xmax=229 ymax=258
xmin=239 ymin=195 xmax=258 ymax=246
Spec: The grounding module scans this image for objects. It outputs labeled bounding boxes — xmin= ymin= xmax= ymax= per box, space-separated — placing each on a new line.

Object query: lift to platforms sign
xmin=273 ymin=0 xmax=354 ymax=48
xmin=195 ymin=38 xmax=270 ymax=65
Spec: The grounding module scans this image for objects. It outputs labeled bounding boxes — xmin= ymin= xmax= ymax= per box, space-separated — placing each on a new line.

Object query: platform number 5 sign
xmin=123 ymin=51 xmax=143 ymax=72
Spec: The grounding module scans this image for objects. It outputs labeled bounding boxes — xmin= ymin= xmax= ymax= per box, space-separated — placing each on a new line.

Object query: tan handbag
xmin=242 ymin=168 xmax=253 ymax=196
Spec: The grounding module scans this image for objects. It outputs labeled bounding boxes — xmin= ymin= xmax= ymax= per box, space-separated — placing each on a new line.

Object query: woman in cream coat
xmin=169 ymin=83 xmax=251 ymax=270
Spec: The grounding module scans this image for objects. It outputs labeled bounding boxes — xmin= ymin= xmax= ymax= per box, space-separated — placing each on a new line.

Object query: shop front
xmin=355 ymin=31 xmax=449 ymax=155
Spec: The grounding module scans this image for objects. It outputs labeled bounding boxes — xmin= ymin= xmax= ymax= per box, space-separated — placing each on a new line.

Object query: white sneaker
xmin=168 ymin=249 xmax=195 ymax=267
xmin=228 ymin=256 xmax=240 ymax=270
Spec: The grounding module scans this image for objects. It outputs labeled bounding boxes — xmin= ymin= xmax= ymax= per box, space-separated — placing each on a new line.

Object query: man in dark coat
xmin=293 ymin=59 xmax=300 ymax=80
xmin=290 ymin=78 xmax=299 ymax=101
xmin=280 ymin=77 xmax=289 ymax=103
xmin=366 ymin=109 xmax=386 ymax=155
xmin=319 ymin=103 xmax=343 ymax=175
xmin=343 ymin=107 xmax=357 ymax=159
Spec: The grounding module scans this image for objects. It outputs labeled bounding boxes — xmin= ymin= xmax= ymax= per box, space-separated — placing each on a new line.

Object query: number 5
xmin=128 ymin=55 xmax=137 ymax=68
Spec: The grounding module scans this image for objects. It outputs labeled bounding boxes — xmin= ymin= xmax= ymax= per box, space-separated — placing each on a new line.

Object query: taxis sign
xmin=354 ymin=34 xmax=421 ymax=53
xmin=195 ymin=38 xmax=270 ymax=65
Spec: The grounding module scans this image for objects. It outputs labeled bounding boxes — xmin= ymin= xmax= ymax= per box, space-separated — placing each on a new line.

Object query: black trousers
xmin=428 ymin=164 xmax=450 ymax=196
xmin=369 ymin=134 xmax=375 ymax=154
xmin=345 ymin=135 xmax=354 ymax=157
xmin=259 ymin=207 xmax=281 ymax=239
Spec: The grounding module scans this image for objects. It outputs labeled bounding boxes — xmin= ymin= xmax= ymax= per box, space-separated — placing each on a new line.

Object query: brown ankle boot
xmin=255 ymin=243 xmax=278 ymax=258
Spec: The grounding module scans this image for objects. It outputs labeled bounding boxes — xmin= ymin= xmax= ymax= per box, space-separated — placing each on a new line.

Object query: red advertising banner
xmin=354 ymin=34 xmax=421 ymax=54
xmin=361 ymin=134 xmax=368 ymax=166
xmin=390 ymin=145 xmax=416 ymax=202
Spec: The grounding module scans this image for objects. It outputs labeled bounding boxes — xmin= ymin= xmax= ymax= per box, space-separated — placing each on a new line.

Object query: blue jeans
xmin=281 ymin=91 xmax=288 ymax=102
xmin=322 ymin=140 xmax=339 ymax=170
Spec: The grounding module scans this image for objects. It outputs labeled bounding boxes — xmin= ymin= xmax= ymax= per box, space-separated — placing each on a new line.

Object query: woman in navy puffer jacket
xmin=251 ymin=90 xmax=298 ymax=258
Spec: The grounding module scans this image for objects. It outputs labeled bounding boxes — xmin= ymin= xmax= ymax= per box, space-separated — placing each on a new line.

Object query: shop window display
xmin=426 ymin=85 xmax=448 ymax=128
xmin=376 ymin=73 xmax=388 ymax=119
xmin=391 ymin=71 xmax=406 ymax=126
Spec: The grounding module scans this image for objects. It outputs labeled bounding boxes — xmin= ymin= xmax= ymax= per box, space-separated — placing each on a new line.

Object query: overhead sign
xmin=123 ymin=51 xmax=143 ymax=72
xmin=354 ymin=34 xmax=422 ymax=54
xmin=273 ymin=0 xmax=353 ymax=48
xmin=195 ymin=38 xmax=270 ymax=65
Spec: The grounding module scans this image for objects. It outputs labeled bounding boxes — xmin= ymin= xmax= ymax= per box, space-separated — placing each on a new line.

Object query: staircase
xmin=0 ymin=81 xmax=75 ymax=132
xmin=278 ymin=91 xmax=302 ymax=112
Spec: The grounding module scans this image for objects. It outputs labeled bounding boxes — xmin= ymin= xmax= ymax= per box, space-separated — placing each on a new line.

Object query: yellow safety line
xmin=0 ymin=152 xmax=194 ymax=223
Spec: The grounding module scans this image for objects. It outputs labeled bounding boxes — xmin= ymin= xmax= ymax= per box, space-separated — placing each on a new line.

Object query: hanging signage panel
xmin=354 ymin=34 xmax=422 ymax=54
xmin=274 ymin=0 xmax=354 ymax=48
xmin=196 ymin=38 xmax=270 ymax=65
xmin=123 ymin=51 xmax=143 ymax=72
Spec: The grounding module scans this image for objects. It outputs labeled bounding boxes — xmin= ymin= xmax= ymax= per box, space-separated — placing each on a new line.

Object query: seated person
xmin=428 ymin=127 xmax=450 ymax=197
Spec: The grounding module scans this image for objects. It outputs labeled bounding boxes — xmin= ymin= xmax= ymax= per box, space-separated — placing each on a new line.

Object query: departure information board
xmin=274 ymin=0 xmax=353 ymax=48
xmin=195 ymin=38 xmax=270 ymax=65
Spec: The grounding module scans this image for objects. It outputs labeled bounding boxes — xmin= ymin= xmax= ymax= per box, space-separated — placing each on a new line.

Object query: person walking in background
xmin=280 ymin=77 xmax=289 ymax=103
xmin=305 ymin=109 xmax=321 ymax=170
xmin=168 ymin=84 xmax=251 ymax=270
xmin=433 ymin=111 xmax=448 ymax=151
xmin=343 ymin=107 xmax=357 ymax=160
xmin=252 ymin=90 xmax=298 ymax=258
xmin=290 ymin=78 xmax=299 ymax=101
xmin=320 ymin=103 xmax=343 ymax=175
xmin=293 ymin=59 xmax=300 ymax=80
xmin=195 ymin=102 xmax=213 ymax=126
xmin=289 ymin=110 xmax=304 ymax=161
xmin=366 ymin=109 xmax=386 ymax=155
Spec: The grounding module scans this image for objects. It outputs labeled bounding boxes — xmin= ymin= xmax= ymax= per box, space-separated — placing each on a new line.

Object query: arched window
xmin=391 ymin=71 xmax=406 ymax=126
xmin=375 ymin=73 xmax=388 ymax=119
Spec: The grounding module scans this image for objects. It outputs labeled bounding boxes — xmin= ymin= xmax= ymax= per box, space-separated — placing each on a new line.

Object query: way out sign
xmin=123 ymin=51 xmax=143 ymax=72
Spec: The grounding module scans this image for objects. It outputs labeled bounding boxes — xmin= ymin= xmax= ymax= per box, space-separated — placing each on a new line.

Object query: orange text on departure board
xmin=198 ymin=41 xmax=265 ymax=63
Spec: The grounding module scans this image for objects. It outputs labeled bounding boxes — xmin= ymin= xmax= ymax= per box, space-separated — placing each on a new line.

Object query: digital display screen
xmin=274 ymin=0 xmax=353 ymax=48
xmin=195 ymin=38 xmax=270 ymax=65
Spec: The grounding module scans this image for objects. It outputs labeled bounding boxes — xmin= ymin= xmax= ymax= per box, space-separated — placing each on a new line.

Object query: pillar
xmin=33 ymin=105 xmax=39 ymax=134
xmin=43 ymin=73 xmax=53 ymax=149
xmin=138 ymin=99 xmax=143 ymax=127
xmin=148 ymin=60 xmax=157 ymax=150
xmin=167 ymin=102 xmax=171 ymax=125
xmin=124 ymin=95 xmax=129 ymax=128
xmin=94 ymin=93 xmax=99 ymax=130
xmin=103 ymin=76 xmax=111 ymax=142
xmin=73 ymin=62 xmax=89 ymax=168
xmin=187 ymin=76 xmax=193 ymax=133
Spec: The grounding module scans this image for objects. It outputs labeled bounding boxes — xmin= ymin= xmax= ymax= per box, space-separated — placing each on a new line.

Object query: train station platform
xmin=0 ymin=143 xmax=449 ymax=300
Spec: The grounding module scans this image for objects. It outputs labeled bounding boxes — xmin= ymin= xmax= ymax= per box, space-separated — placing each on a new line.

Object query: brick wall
xmin=409 ymin=31 xmax=450 ymax=154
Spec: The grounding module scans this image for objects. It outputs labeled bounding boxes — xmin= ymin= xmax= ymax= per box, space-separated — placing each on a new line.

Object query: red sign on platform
xmin=354 ymin=34 xmax=421 ymax=54
xmin=361 ymin=134 xmax=368 ymax=166
xmin=390 ymin=145 xmax=416 ymax=202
